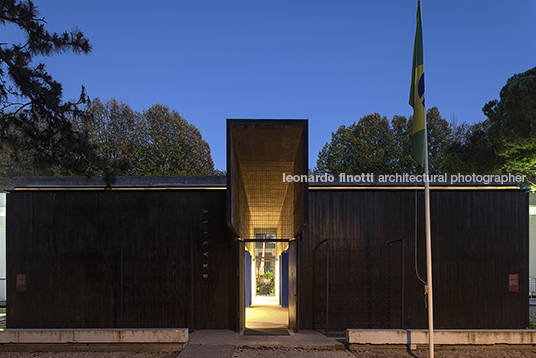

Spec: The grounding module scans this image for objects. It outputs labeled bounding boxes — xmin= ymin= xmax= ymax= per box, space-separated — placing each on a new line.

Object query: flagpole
xmin=410 ymin=0 xmax=433 ymax=356
xmin=424 ymin=122 xmax=434 ymax=358
xmin=420 ymin=1 xmax=434 ymax=355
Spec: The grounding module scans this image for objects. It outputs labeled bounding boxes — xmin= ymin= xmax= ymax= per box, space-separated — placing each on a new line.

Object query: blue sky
xmin=8 ymin=1 xmax=536 ymax=171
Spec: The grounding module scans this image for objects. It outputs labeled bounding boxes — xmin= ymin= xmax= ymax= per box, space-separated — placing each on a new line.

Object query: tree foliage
xmin=485 ymin=67 xmax=536 ymax=184
xmin=72 ymin=98 xmax=217 ymax=176
xmin=315 ymin=113 xmax=394 ymax=175
xmin=135 ymin=103 xmax=216 ymax=175
xmin=440 ymin=120 xmax=500 ymax=174
xmin=70 ymin=98 xmax=138 ymax=175
xmin=442 ymin=67 xmax=536 ymax=187
xmin=0 ymin=0 xmax=219 ymax=188
xmin=316 ymin=107 xmax=453 ymax=175
xmin=0 ymin=0 xmax=103 ymax=184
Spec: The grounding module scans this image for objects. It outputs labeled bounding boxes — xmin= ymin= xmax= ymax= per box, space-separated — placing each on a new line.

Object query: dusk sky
xmin=7 ymin=1 xmax=536 ymax=171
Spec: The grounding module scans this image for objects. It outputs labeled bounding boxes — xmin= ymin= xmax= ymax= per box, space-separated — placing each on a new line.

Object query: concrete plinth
xmin=347 ymin=329 xmax=536 ymax=349
xmin=0 ymin=328 xmax=188 ymax=352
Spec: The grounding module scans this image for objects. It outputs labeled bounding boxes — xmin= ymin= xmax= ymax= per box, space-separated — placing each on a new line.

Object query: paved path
xmin=188 ymin=329 xmax=345 ymax=349
xmin=177 ymin=329 xmax=345 ymax=357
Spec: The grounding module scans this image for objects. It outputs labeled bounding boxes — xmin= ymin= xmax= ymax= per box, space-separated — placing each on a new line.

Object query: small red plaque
xmin=16 ymin=274 xmax=26 ymax=292
xmin=509 ymin=274 xmax=519 ymax=292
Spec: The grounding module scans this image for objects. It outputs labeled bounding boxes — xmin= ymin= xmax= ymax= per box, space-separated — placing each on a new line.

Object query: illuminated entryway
xmin=245 ymin=237 xmax=288 ymax=329
xmin=244 ymin=233 xmax=291 ymax=330
xmin=227 ymin=119 xmax=308 ymax=332
xmin=253 ymin=239 xmax=276 ymax=301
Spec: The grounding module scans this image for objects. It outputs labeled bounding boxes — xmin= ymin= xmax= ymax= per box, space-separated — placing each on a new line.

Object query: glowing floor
xmin=245 ymin=296 xmax=288 ymax=329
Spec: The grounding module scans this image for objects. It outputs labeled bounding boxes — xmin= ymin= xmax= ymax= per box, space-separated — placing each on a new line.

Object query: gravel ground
xmin=349 ymin=347 xmax=536 ymax=358
xmin=0 ymin=354 xmax=177 ymax=358
xmin=233 ymin=347 xmax=355 ymax=357
xmin=233 ymin=346 xmax=536 ymax=357
xmin=0 ymin=347 xmax=535 ymax=357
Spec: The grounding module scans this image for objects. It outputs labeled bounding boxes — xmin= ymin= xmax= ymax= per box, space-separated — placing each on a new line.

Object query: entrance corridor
xmin=245 ymin=296 xmax=288 ymax=329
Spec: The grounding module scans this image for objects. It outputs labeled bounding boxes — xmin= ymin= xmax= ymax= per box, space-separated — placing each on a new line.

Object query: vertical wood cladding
xmin=7 ymin=189 xmax=237 ymax=329
xmin=7 ymin=186 xmax=528 ymax=330
xmin=288 ymin=240 xmax=298 ymax=332
xmin=300 ymin=189 xmax=528 ymax=329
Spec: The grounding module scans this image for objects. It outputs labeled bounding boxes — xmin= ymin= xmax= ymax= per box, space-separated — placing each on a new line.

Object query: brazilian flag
xmin=409 ymin=0 xmax=425 ymax=168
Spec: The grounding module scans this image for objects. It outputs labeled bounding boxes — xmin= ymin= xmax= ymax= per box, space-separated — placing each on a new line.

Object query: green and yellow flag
xmin=409 ymin=0 xmax=425 ymax=168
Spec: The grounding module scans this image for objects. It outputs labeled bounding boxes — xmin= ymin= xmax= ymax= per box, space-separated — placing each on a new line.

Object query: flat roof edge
xmin=227 ymin=118 xmax=308 ymax=125
xmin=308 ymin=186 xmax=520 ymax=190
xmin=14 ymin=176 xmax=227 ymax=189
xmin=13 ymin=174 xmax=524 ymax=190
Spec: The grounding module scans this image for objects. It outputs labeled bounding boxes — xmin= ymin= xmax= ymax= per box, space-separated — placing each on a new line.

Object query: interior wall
xmin=240 ymin=162 xmax=294 ymax=241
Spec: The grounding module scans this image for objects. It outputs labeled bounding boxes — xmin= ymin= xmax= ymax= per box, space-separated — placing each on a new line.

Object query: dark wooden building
xmin=6 ymin=120 xmax=530 ymax=330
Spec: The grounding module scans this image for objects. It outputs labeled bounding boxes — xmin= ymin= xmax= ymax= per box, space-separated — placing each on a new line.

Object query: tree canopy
xmin=72 ymin=98 xmax=218 ymax=176
xmin=0 ymin=0 xmax=103 ymax=181
xmin=315 ymin=113 xmax=394 ymax=175
xmin=136 ymin=103 xmax=216 ymax=175
xmin=315 ymin=107 xmax=453 ymax=175
xmin=442 ymin=67 xmax=536 ymax=187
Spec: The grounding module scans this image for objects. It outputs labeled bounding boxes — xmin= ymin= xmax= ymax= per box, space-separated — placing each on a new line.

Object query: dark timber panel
xmin=422 ymin=190 xmax=529 ymax=329
xmin=238 ymin=241 xmax=245 ymax=332
xmin=7 ymin=191 xmax=118 ymax=328
xmin=7 ymin=183 xmax=528 ymax=330
xmin=288 ymin=240 xmax=298 ymax=332
xmin=312 ymin=237 xmax=403 ymax=334
xmin=300 ymin=189 xmax=528 ymax=329
xmin=7 ymin=189 xmax=237 ymax=329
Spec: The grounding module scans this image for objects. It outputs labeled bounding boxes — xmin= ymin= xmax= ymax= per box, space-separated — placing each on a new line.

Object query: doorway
xmin=245 ymin=236 xmax=288 ymax=330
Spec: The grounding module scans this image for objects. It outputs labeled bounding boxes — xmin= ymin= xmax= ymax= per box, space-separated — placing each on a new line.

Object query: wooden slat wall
xmin=300 ymin=189 xmax=528 ymax=329
xmin=288 ymin=240 xmax=298 ymax=331
xmin=421 ymin=190 xmax=528 ymax=329
xmin=7 ymin=190 xmax=237 ymax=329
xmin=7 ymin=187 xmax=528 ymax=329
